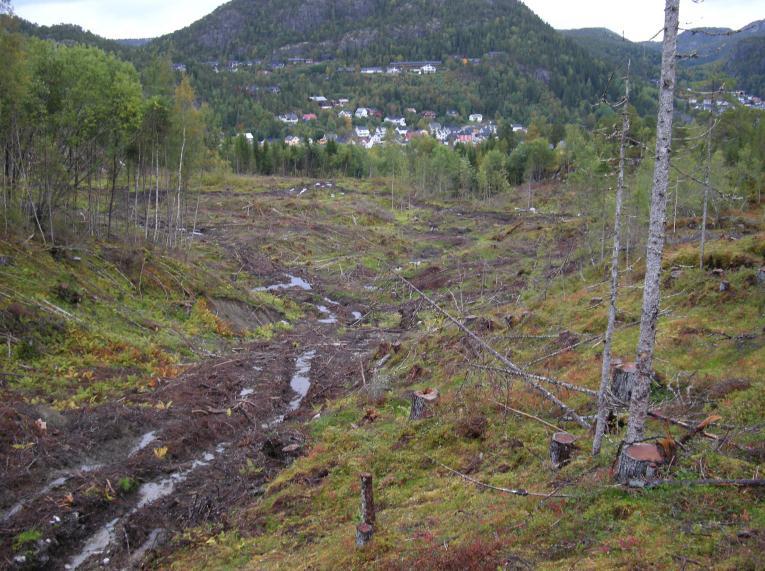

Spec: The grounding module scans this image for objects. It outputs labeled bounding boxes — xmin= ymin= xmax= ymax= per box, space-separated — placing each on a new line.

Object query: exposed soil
xmin=0 ymin=243 xmax=393 ymax=570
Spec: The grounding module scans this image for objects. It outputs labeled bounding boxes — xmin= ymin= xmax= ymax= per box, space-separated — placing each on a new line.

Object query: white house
xmin=511 ymin=124 xmax=527 ymax=133
xmin=355 ymin=126 xmax=371 ymax=138
xmin=309 ymin=95 xmax=328 ymax=103
xmin=386 ymin=66 xmax=401 ymax=75
xmin=420 ymin=64 xmax=437 ymax=74
xmin=279 ymin=113 xmax=299 ymax=124
xmin=338 ymin=110 xmax=352 ymax=119
xmin=355 ymin=108 xmax=369 ymax=119
xmin=384 ymin=116 xmax=406 ymax=128
xmin=284 ymin=135 xmax=302 ymax=146
xmin=469 ymin=113 xmax=483 ymax=123
xmin=244 ymin=133 xmax=254 ymax=144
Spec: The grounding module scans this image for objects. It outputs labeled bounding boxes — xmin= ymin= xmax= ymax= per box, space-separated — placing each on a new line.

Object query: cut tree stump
xmin=356 ymin=523 xmax=374 ymax=548
xmin=360 ymin=473 xmax=375 ymax=526
xmin=611 ymin=363 xmax=637 ymax=406
xmin=550 ymin=432 xmax=577 ymax=469
xmin=398 ymin=301 xmax=420 ymax=330
xmin=410 ymin=388 xmax=440 ymax=420
xmin=615 ymin=442 xmax=665 ymax=485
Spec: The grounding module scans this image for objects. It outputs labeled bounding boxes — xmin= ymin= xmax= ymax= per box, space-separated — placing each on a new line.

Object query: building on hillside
xmin=338 ymin=110 xmax=352 ymax=119
xmin=309 ymin=95 xmax=328 ymax=103
xmin=355 ymin=126 xmax=371 ymax=138
xmin=355 ymin=108 xmax=369 ymax=119
xmin=469 ymin=113 xmax=483 ymax=123
xmin=172 ymin=63 xmax=187 ymax=73
xmin=285 ymin=135 xmax=302 ymax=146
xmin=279 ymin=113 xmax=299 ymax=124
xmin=422 ymin=110 xmax=437 ymax=120
xmin=302 ymin=113 xmax=318 ymax=121
xmin=420 ymin=64 xmax=437 ymax=74
xmin=384 ymin=116 xmax=407 ymax=128
xmin=361 ymin=67 xmax=384 ymax=74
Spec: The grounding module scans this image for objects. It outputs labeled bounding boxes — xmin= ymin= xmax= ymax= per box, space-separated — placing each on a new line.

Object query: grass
xmin=162 ymin=178 xmax=763 ymax=569
xmin=0 ymin=237 xmax=296 ymax=407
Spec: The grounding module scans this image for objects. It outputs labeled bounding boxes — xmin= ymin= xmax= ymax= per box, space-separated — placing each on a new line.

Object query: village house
xmin=386 ymin=66 xmax=401 ymax=75
xmin=284 ymin=135 xmax=302 ymax=146
xmin=172 ymin=63 xmax=186 ymax=73
xmin=469 ymin=113 xmax=483 ymax=123
xmin=422 ymin=110 xmax=437 ymax=120
xmin=384 ymin=116 xmax=407 ymax=128
xmin=355 ymin=108 xmax=369 ymax=119
xmin=302 ymin=113 xmax=318 ymax=121
xmin=279 ymin=113 xmax=299 ymax=124
xmin=355 ymin=126 xmax=371 ymax=138
xmin=420 ymin=64 xmax=437 ymax=74
xmin=309 ymin=96 xmax=328 ymax=103
xmin=361 ymin=67 xmax=384 ymax=75
xmin=511 ymin=124 xmax=527 ymax=133
xmin=338 ymin=110 xmax=352 ymax=119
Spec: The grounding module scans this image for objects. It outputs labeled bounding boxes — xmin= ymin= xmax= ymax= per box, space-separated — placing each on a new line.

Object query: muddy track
xmin=0 ymin=248 xmax=393 ymax=569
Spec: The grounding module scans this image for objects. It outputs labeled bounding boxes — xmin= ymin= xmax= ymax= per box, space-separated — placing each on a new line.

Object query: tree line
xmin=0 ymin=14 xmax=220 ymax=247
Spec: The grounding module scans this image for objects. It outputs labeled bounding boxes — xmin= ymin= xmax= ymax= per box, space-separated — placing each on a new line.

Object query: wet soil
xmin=0 ymin=249 xmax=392 ymax=570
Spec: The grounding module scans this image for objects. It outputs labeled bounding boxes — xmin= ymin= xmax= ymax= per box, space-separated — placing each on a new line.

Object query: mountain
xmin=12 ymin=19 xmax=131 ymax=57
xmin=560 ymin=28 xmax=661 ymax=80
xmin=675 ymin=19 xmax=765 ymax=65
xmin=564 ymin=20 xmax=765 ymax=97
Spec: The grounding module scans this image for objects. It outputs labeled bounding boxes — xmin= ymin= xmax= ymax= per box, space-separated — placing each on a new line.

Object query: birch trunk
xmin=593 ymin=61 xmax=630 ymax=456
xmin=700 ymin=120 xmax=712 ymax=270
xmin=625 ymin=0 xmax=680 ymax=443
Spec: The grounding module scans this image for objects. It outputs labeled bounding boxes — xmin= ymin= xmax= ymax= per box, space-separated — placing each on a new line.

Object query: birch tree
xmin=625 ymin=0 xmax=680 ymax=443
xmin=593 ymin=61 xmax=631 ymax=456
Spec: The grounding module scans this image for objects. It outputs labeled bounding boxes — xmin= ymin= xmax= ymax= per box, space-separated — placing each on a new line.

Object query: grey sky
xmin=12 ymin=0 xmax=765 ymax=41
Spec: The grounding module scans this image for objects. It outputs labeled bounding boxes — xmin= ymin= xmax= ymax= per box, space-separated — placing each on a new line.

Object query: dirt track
xmin=0 ymin=238 xmax=395 ymax=569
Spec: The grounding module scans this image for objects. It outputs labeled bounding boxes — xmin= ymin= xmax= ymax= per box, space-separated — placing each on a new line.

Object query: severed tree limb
xmin=492 ymin=400 xmax=565 ymax=433
xmin=397 ymin=275 xmax=591 ymax=429
xmin=646 ymin=479 xmax=765 ymax=489
xmin=647 ymin=411 xmax=720 ymax=441
xmin=473 ymin=363 xmax=597 ymax=397
xmin=430 ymin=458 xmax=571 ymax=498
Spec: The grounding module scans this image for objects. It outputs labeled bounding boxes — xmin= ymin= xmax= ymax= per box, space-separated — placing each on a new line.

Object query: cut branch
xmin=398 ymin=275 xmax=591 ymax=429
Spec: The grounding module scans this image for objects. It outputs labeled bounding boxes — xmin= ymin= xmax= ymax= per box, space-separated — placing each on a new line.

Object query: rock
xmin=757 ymin=267 xmax=765 ymax=286
xmin=719 ymin=280 xmax=731 ymax=292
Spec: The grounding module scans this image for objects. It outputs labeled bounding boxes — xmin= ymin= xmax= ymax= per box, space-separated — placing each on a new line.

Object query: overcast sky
xmin=11 ymin=0 xmax=765 ymax=41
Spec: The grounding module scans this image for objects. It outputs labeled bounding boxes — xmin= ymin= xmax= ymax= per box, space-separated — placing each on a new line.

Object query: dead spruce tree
xmin=593 ymin=61 xmax=631 ymax=457
xmin=624 ymin=0 xmax=680 ymax=447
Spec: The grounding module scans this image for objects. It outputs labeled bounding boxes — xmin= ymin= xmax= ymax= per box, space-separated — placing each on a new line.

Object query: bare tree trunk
xmin=153 ymin=144 xmax=159 ymax=243
xmin=700 ymin=120 xmax=712 ymax=270
xmin=625 ymin=0 xmax=680 ymax=444
xmin=593 ymin=62 xmax=630 ymax=456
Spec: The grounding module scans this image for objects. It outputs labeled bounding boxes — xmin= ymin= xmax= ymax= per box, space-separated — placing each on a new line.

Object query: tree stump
xmin=611 ymin=363 xmax=637 ymax=407
xmin=615 ymin=443 xmax=665 ymax=485
xmin=355 ymin=523 xmax=374 ymax=548
xmin=398 ymin=301 xmax=419 ymax=330
xmin=410 ymin=388 xmax=439 ymax=420
xmin=549 ymin=432 xmax=577 ymax=469
xmin=360 ymin=473 xmax=375 ymax=526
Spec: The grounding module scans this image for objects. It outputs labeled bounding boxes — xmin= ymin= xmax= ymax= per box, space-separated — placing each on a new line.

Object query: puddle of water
xmin=316 ymin=305 xmax=338 ymax=325
xmin=2 ymin=474 xmax=70 ymax=523
xmin=254 ymin=274 xmax=312 ymax=292
xmin=129 ymin=431 xmax=158 ymax=457
xmin=288 ymin=350 xmax=317 ymax=411
xmin=352 ymin=311 xmax=363 ymax=320
xmin=69 ymin=445 xmax=229 ymax=569
xmin=66 ymin=517 xmax=119 ymax=569
xmin=128 ymin=528 xmax=164 ymax=567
